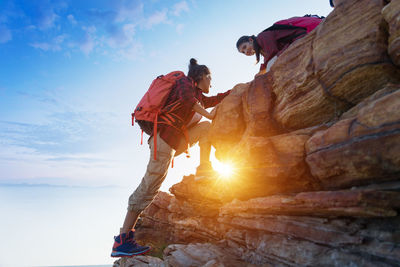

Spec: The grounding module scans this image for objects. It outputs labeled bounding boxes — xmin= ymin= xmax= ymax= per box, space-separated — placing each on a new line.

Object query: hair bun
xmin=189 ymin=58 xmax=198 ymax=66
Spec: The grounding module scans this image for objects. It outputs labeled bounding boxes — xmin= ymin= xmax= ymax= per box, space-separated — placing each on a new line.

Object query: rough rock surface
xmin=114 ymin=243 xmax=260 ymax=267
xmin=241 ymin=75 xmax=281 ymax=137
xmin=306 ymin=87 xmax=400 ymax=189
xmin=131 ymin=189 xmax=400 ymax=266
xmin=114 ymin=256 xmax=165 ymax=267
xmin=220 ymin=190 xmax=400 ymax=218
xmin=163 ymin=243 xmax=255 ymax=267
xmin=383 ymin=0 xmax=400 ymax=66
xmin=209 ymin=83 xmax=248 ymax=160
xmin=173 ymin=127 xmax=322 ymax=203
xmin=208 ymin=0 xmax=400 ymax=196
xmin=340 ymin=83 xmax=400 ymax=120
xmin=122 ymin=0 xmax=400 ymax=266
xmin=229 ymin=132 xmax=320 ymax=197
xmin=271 ymin=0 xmax=400 ymax=130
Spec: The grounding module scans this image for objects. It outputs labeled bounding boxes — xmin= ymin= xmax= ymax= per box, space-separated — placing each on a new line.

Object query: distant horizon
xmin=0 ymin=181 xmax=122 ymax=188
xmin=41 ymin=265 xmax=112 ymax=267
xmin=0 ymin=183 xmax=129 ymax=266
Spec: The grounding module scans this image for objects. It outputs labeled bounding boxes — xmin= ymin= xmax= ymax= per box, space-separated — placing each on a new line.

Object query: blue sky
xmin=0 ymin=0 xmax=332 ymax=190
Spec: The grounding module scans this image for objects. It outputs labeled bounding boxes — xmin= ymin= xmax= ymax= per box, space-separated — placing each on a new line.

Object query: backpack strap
xmin=182 ymin=126 xmax=190 ymax=158
xmin=153 ymin=112 xmax=159 ymax=160
xmin=304 ymin=14 xmax=325 ymax=19
xmin=263 ymin=23 xmax=307 ymax=44
xmin=263 ymin=23 xmax=306 ymax=32
xmin=278 ymin=31 xmax=307 ymax=44
xmin=135 ymin=101 xmax=190 ymax=162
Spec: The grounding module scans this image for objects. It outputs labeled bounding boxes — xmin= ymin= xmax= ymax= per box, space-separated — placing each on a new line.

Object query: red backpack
xmin=264 ymin=15 xmax=322 ymax=34
xmin=132 ymin=71 xmax=186 ymax=160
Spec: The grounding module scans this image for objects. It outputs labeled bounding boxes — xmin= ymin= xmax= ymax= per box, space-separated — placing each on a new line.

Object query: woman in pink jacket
xmin=237 ymin=16 xmax=322 ymax=74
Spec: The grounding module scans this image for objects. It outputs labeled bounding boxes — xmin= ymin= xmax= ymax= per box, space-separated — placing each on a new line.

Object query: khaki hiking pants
xmin=128 ymin=121 xmax=211 ymax=213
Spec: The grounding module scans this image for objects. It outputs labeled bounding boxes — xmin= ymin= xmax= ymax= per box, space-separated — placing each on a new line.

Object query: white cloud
xmin=67 ymin=14 xmax=77 ymax=25
xmin=22 ymin=2 xmax=182 ymax=60
xmin=0 ymin=142 xmax=130 ymax=186
xmin=117 ymin=42 xmax=143 ymax=60
xmin=30 ymin=34 xmax=66 ymax=51
xmin=123 ymin=23 xmax=135 ymax=38
xmin=172 ymin=1 xmax=189 ymax=16
xmin=30 ymin=34 xmax=67 ymax=51
xmin=37 ymin=7 xmax=59 ymax=30
xmin=54 ymin=34 xmax=66 ymax=43
xmin=0 ymin=108 xmax=138 ymax=186
xmin=17 ymin=87 xmax=59 ymax=105
xmin=0 ymin=25 xmax=12 ymax=43
xmin=102 ymin=22 xmax=141 ymax=60
xmin=145 ymin=9 xmax=168 ymax=29
xmin=30 ymin=42 xmax=51 ymax=51
xmin=80 ymin=38 xmax=94 ymax=55
xmin=115 ymin=2 xmax=144 ymax=23
xmin=104 ymin=24 xmax=126 ymax=48
xmin=106 ymin=23 xmax=136 ymax=48
xmin=83 ymin=25 xmax=96 ymax=34
xmin=176 ymin=23 xmax=184 ymax=34
xmin=80 ymin=26 xmax=96 ymax=55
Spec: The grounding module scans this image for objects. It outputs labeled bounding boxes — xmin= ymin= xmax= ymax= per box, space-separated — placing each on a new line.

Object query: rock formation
xmin=115 ymin=0 xmax=400 ymax=266
xmin=383 ymin=0 xmax=400 ymax=66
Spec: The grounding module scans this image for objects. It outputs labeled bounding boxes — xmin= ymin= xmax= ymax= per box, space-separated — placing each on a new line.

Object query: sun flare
xmin=212 ymin=160 xmax=234 ymax=178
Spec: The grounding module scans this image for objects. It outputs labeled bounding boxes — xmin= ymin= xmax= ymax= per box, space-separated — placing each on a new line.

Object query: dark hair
xmin=236 ymin=35 xmax=262 ymax=64
xmin=187 ymin=58 xmax=210 ymax=84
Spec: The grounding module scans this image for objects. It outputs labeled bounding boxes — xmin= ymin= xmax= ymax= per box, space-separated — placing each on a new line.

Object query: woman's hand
xmin=193 ymin=102 xmax=214 ymax=120
xmin=192 ymin=102 xmax=219 ymax=120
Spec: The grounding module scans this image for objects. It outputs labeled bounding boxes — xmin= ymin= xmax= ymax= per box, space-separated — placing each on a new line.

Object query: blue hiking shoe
xmin=111 ymin=230 xmax=151 ymax=257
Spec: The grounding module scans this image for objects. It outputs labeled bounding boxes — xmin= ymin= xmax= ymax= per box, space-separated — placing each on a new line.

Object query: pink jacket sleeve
xmin=256 ymin=31 xmax=279 ymax=71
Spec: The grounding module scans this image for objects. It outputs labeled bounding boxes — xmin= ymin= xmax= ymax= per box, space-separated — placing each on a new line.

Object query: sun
xmin=212 ymin=159 xmax=234 ymax=178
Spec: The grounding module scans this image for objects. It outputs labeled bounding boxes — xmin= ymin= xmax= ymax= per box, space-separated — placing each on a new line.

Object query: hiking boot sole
xmin=111 ymin=247 xmax=151 ymax=258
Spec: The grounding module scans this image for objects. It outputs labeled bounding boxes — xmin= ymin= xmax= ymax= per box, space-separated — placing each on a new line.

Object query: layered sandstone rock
xmin=241 ymin=75 xmax=281 ymax=137
xmin=271 ymin=0 xmax=400 ymax=130
xmin=163 ymin=243 xmax=252 ymax=267
xmin=382 ymin=0 xmax=400 ymax=66
xmin=114 ymin=243 xmax=258 ymax=267
xmin=172 ymin=130 xmax=321 ymax=204
xmin=340 ymin=83 xmax=400 ymax=119
xmin=306 ymin=87 xmax=400 ymax=189
xmin=220 ymin=190 xmax=400 ymax=218
xmin=208 ymin=0 xmax=400 ymax=197
xmin=229 ymin=132 xmax=320 ymax=197
xmin=210 ymin=70 xmax=282 ymax=161
xmin=222 ymin=215 xmax=400 ymax=266
xmin=209 ymin=83 xmax=248 ymax=159
xmin=114 ymin=256 xmax=164 ymax=267
xmin=135 ymin=191 xmax=225 ymax=246
xmin=131 ymin=189 xmax=400 ymax=266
